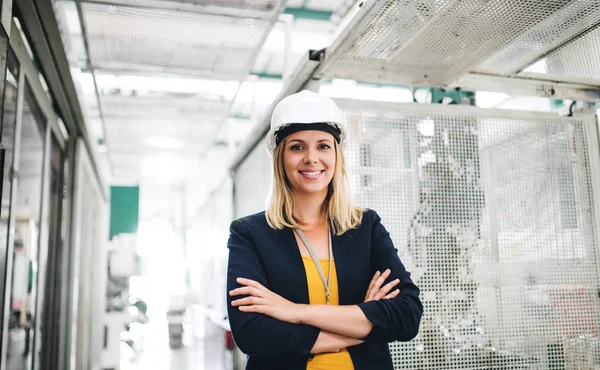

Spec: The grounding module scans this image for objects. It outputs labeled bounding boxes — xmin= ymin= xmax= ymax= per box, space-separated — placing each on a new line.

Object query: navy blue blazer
xmin=226 ymin=209 xmax=422 ymax=370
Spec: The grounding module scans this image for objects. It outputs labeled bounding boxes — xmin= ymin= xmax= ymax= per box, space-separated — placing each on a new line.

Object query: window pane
xmin=6 ymin=80 xmax=46 ymax=370
xmin=0 ymin=47 xmax=19 ymax=364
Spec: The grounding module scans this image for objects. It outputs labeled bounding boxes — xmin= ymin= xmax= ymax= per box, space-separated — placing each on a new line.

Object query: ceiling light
xmin=144 ymin=136 xmax=184 ymax=150
xmin=141 ymin=153 xmax=195 ymax=181
xmin=475 ymin=91 xmax=511 ymax=108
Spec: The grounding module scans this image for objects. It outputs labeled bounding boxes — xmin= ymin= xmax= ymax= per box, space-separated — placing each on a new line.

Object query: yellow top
xmin=302 ymin=256 xmax=355 ymax=370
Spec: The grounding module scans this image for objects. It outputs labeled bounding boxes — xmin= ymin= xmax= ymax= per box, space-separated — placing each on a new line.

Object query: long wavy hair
xmin=265 ymin=138 xmax=363 ymax=235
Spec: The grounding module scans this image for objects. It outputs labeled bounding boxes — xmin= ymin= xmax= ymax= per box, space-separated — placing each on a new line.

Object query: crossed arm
xmin=229 ymin=269 xmax=400 ymax=354
xmin=226 ymin=212 xmax=422 ymax=357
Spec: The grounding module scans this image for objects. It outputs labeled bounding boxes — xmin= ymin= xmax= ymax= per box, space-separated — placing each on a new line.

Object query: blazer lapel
xmin=331 ymin=231 xmax=351 ymax=305
xmin=279 ymin=227 xmax=310 ymax=304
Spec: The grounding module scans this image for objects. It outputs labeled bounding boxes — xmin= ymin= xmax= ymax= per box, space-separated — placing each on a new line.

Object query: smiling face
xmin=282 ymin=130 xmax=336 ymax=197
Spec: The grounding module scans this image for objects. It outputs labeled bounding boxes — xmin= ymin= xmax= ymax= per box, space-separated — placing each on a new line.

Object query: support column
xmin=0 ymin=0 xmax=15 ymax=368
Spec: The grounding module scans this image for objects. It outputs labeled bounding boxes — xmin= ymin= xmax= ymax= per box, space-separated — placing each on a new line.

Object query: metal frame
xmin=10 ymin=19 xmax=67 ymax=150
xmin=31 ymin=114 xmax=51 ymax=370
xmin=0 ymin=53 xmax=53 ymax=370
xmin=310 ymin=0 xmax=379 ymax=79
xmin=1 ymin=14 xmax=97 ymax=370
xmin=74 ymin=0 xmax=111 ymax=174
xmin=310 ymin=0 xmax=600 ymax=103
xmin=0 ymin=63 xmax=25 ymax=370
xmin=59 ymin=138 xmax=77 ymax=370
xmin=15 ymin=0 xmax=107 ymax=200
xmin=454 ymin=72 xmax=600 ymax=102
xmin=1 ymin=0 xmax=12 ymax=35
xmin=66 ymin=139 xmax=106 ymax=370
xmin=334 ymin=97 xmax=586 ymax=120
xmin=9 ymin=30 xmax=69 ymax=369
xmin=80 ymin=0 xmax=282 ymax=20
xmin=578 ymin=109 xmax=600 ymax=307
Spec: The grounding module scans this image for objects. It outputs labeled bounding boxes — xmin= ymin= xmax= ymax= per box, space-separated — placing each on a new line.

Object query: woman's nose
xmin=304 ymin=148 xmax=318 ymax=164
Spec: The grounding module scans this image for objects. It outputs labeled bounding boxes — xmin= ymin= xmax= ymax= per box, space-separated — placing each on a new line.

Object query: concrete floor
xmin=121 ymin=316 xmax=232 ymax=370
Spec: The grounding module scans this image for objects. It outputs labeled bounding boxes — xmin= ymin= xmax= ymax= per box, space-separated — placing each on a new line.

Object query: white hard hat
xmin=266 ymin=90 xmax=345 ymax=155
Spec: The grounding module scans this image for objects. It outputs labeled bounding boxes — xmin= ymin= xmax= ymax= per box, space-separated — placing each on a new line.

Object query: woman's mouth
xmin=299 ymin=170 xmax=324 ymax=180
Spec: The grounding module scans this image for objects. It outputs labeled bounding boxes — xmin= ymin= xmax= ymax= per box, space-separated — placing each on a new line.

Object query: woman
xmin=227 ymin=90 xmax=422 ymax=370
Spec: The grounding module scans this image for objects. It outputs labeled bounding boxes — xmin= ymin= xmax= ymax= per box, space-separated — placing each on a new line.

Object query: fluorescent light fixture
xmin=234 ymin=80 xmax=284 ymax=104
xmin=475 ymin=91 xmax=511 ymax=109
xmin=79 ymin=72 xmax=241 ymax=101
xmin=144 ymin=136 xmax=184 ymax=150
xmin=141 ymin=153 xmax=197 ymax=180
xmin=320 ymin=80 xmax=413 ymax=103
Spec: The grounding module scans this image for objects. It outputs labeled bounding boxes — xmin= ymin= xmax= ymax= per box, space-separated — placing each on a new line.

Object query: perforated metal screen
xmin=81 ymin=2 xmax=274 ymax=78
xmin=336 ymin=99 xmax=600 ymax=369
xmin=317 ymin=0 xmax=600 ymax=87
xmin=233 ymin=100 xmax=600 ymax=369
xmin=475 ymin=1 xmax=600 ymax=77
xmin=516 ymin=26 xmax=600 ymax=86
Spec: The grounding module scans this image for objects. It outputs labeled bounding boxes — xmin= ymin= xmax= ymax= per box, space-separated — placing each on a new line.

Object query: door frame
xmin=0 ymin=17 xmax=70 ymax=370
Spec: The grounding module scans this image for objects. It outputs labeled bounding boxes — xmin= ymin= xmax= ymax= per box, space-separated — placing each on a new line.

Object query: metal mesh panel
xmin=318 ymin=0 xmax=600 ymax=86
xmin=334 ymin=99 xmax=600 ymax=369
xmin=516 ymin=26 xmax=600 ymax=86
xmin=476 ymin=1 xmax=600 ymax=76
xmin=95 ymin=0 xmax=280 ymax=12
xmin=233 ymin=137 xmax=272 ymax=218
xmin=82 ymin=3 xmax=271 ymax=78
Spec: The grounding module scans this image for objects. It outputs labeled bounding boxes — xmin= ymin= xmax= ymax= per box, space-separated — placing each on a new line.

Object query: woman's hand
xmin=230 ymin=278 xmax=304 ymax=324
xmin=364 ymin=269 xmax=400 ymax=302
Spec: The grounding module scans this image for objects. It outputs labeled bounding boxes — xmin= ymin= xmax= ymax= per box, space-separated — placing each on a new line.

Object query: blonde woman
xmin=227 ymin=90 xmax=422 ymax=370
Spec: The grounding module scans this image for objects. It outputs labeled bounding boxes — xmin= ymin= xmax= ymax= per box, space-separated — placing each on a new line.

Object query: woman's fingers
xmin=384 ymin=289 xmax=400 ymax=300
xmin=365 ymin=269 xmax=391 ymax=302
xmin=367 ymin=271 xmax=381 ymax=292
xmin=236 ymin=277 xmax=267 ymax=291
xmin=373 ymin=269 xmax=391 ymax=293
xmin=365 ymin=271 xmax=381 ymax=301
xmin=238 ymin=305 xmax=262 ymax=313
xmin=229 ymin=286 xmax=263 ymax=297
xmin=231 ymin=296 xmax=263 ymax=307
xmin=375 ymin=278 xmax=400 ymax=300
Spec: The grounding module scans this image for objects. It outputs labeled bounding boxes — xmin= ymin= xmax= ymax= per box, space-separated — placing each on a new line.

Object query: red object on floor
xmin=225 ymin=330 xmax=235 ymax=350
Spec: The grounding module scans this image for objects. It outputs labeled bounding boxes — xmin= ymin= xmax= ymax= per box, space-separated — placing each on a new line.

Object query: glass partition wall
xmin=0 ymin=25 xmax=70 ymax=370
xmin=0 ymin=47 xmax=19 ymax=369
xmin=4 ymin=80 xmax=47 ymax=370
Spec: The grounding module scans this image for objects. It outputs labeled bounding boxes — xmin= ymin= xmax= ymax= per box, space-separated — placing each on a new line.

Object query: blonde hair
xmin=266 ymin=138 xmax=363 ymax=235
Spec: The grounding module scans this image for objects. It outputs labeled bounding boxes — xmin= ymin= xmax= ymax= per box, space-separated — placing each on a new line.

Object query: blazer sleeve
xmin=357 ymin=209 xmax=423 ymax=343
xmin=226 ymin=218 xmax=320 ymax=358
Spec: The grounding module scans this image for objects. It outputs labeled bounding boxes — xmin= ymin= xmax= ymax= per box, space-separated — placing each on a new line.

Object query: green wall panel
xmin=109 ymin=186 xmax=139 ymax=240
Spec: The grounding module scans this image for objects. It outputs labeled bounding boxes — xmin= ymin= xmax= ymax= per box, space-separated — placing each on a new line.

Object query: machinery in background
xmin=101 ymin=233 xmax=143 ymax=370
xmin=6 ymin=221 xmax=37 ymax=367
xmin=166 ymin=294 xmax=187 ymax=348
